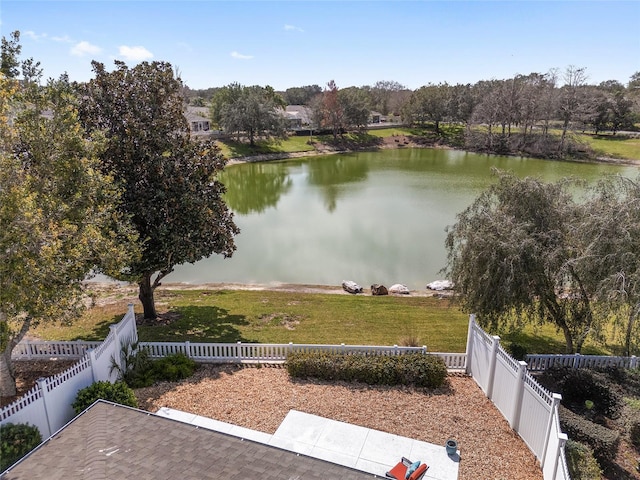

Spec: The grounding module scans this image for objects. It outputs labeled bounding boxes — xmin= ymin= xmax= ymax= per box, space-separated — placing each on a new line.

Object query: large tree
xmin=218 ymin=85 xmax=287 ymax=147
xmin=444 ymin=171 xmax=603 ymax=353
xmin=78 ymin=61 xmax=239 ymax=319
xmin=0 ymin=68 xmax=137 ymax=395
xmin=338 ymin=86 xmax=371 ymax=132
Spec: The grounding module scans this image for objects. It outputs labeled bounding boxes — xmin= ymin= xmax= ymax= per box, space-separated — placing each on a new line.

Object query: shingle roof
xmin=1 ymin=401 xmax=377 ymax=480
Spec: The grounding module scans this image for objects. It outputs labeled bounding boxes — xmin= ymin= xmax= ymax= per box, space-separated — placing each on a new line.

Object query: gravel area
xmin=135 ymin=364 xmax=542 ymax=480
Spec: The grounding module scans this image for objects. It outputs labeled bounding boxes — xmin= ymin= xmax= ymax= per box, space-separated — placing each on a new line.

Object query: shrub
xmin=72 ymin=381 xmax=138 ymax=414
xmin=505 ymin=342 xmax=527 ymax=361
xmin=0 ymin=423 xmax=42 ymax=471
xmin=110 ymin=341 xmax=155 ymax=388
xmin=539 ymin=367 xmax=623 ymax=420
xmin=565 ymin=440 xmax=603 ymax=480
xmin=152 ymin=353 xmax=197 ymax=382
xmin=285 ymin=351 xmax=447 ymax=388
xmin=559 ymin=405 xmax=619 ymax=465
xmin=630 ymin=420 xmax=640 ymax=451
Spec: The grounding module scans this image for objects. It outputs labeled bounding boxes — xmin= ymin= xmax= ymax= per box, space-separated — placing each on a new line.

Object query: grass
xmin=29 ymin=288 xmax=619 ymax=355
xmin=578 ymin=133 xmax=640 ymax=160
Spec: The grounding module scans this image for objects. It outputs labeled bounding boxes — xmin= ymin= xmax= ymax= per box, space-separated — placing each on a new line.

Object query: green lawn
xmin=30 ymin=288 xmax=614 ymax=355
xmin=578 ymin=133 xmax=640 ymax=160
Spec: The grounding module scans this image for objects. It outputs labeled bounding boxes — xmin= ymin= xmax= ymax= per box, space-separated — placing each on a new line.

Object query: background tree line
xmin=196 ymin=67 xmax=639 ymax=157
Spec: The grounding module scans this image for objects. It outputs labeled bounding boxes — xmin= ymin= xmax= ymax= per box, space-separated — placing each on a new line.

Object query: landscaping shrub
xmin=0 ymin=423 xmax=42 ymax=471
xmin=285 ymin=351 xmax=447 ymax=388
xmin=539 ymin=367 xmax=623 ymax=420
xmin=630 ymin=420 xmax=640 ymax=451
xmin=110 ymin=341 xmax=155 ymax=388
xmin=565 ymin=439 xmax=603 ymax=480
xmin=559 ymin=405 xmax=619 ymax=465
xmin=152 ymin=353 xmax=197 ymax=382
xmin=505 ymin=342 xmax=527 ymax=361
xmin=72 ymin=381 xmax=138 ymax=414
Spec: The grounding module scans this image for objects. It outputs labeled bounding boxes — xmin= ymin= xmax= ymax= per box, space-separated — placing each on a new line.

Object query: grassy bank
xmin=214 ymin=125 xmax=640 ymax=162
xmin=30 ymin=287 xmax=613 ymax=355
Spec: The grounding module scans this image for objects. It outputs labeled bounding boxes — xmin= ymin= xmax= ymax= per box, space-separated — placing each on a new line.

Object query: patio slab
xmin=156 ymin=407 xmax=459 ymax=480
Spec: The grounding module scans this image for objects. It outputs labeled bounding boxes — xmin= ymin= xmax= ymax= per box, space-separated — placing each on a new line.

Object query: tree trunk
xmin=0 ymin=317 xmax=32 ymax=397
xmin=0 ymin=347 xmax=17 ymax=397
xmin=138 ymin=275 xmax=158 ymax=320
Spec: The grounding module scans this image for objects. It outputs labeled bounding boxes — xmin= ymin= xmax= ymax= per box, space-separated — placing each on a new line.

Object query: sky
xmin=1 ymin=0 xmax=639 ymax=91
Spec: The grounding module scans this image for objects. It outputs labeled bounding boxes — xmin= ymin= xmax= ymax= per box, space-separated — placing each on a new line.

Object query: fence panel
xmin=517 ymin=373 xmax=554 ymax=459
xmin=11 ymin=341 xmax=102 ymax=360
xmin=42 ymin=356 xmax=95 ymax=433
xmin=527 ymin=353 xmax=638 ymax=371
xmin=468 ymin=324 xmax=495 ymax=393
xmin=490 ymin=347 xmax=521 ymax=424
xmin=0 ymin=386 xmax=49 ymax=438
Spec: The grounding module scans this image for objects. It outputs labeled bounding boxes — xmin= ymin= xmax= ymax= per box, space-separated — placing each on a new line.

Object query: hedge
xmin=0 ymin=423 xmax=42 ymax=471
xmin=559 ymin=405 xmax=619 ymax=465
xmin=72 ymin=381 xmax=138 ymax=414
xmin=285 ymin=351 xmax=447 ymax=388
xmin=565 ymin=440 xmax=603 ymax=480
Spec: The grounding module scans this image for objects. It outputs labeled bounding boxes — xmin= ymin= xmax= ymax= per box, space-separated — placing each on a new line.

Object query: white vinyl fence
xmin=5 ymin=308 xmax=572 ymax=480
xmin=527 ymin=353 xmax=640 ymax=371
xmin=466 ymin=315 xmax=570 ymax=480
xmin=1 ymin=305 xmax=138 ymax=438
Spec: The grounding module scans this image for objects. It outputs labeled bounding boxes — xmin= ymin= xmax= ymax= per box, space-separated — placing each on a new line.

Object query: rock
xmin=370 ymin=284 xmax=388 ymax=296
xmin=342 ymin=280 xmax=363 ymax=294
xmin=426 ymin=280 xmax=454 ymax=291
xmin=388 ymin=284 xmax=410 ymax=295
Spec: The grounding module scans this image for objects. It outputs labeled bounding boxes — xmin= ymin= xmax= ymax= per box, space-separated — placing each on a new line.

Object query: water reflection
xmin=171 ymin=149 xmax=637 ymax=288
xmin=305 ymin=155 xmax=370 ymax=212
xmin=222 ymin=162 xmax=292 ymax=214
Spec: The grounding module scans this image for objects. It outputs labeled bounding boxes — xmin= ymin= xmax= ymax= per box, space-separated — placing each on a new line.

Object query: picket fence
xmin=526 ymin=353 xmax=640 ymax=371
xmin=3 ymin=308 xmax=571 ymax=480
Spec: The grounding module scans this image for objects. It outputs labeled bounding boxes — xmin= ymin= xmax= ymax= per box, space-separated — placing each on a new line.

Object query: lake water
xmin=170 ymin=148 xmax=637 ymax=290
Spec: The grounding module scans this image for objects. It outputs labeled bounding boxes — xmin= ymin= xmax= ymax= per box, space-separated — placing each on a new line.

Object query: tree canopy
xmin=0 ymin=65 xmax=137 ymax=394
xmin=78 ymin=61 xmax=239 ymax=319
xmin=444 ymin=171 xmax=609 ymax=353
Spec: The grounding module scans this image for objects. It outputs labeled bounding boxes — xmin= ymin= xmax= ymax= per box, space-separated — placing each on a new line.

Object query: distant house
xmin=185 ymin=106 xmax=211 ymax=135
xmin=369 ymin=111 xmax=384 ymax=124
xmin=284 ymin=105 xmax=312 ymax=130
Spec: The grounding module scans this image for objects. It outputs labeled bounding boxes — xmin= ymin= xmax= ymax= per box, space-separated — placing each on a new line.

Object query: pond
xmin=170 ymin=148 xmax=637 ymax=290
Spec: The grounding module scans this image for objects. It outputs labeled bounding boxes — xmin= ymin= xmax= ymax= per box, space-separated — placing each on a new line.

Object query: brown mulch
xmin=135 ymin=364 xmax=543 ymax=480
xmin=1 ymin=359 xmax=77 ymax=407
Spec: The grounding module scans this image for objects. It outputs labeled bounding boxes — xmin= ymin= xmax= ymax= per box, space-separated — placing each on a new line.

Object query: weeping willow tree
xmin=443 ymin=170 xmax=606 ymax=353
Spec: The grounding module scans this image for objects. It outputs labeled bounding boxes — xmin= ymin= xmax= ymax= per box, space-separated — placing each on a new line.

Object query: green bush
xmin=539 ymin=367 xmax=623 ymax=420
xmin=565 ymin=440 xmax=603 ymax=480
xmin=559 ymin=405 xmax=619 ymax=465
xmin=152 ymin=353 xmax=197 ymax=382
xmin=111 ymin=341 xmax=155 ymax=388
xmin=505 ymin=342 xmax=527 ymax=361
xmin=72 ymin=381 xmax=138 ymax=414
xmin=285 ymin=351 xmax=447 ymax=388
xmin=0 ymin=423 xmax=42 ymax=471
xmin=630 ymin=420 xmax=640 ymax=451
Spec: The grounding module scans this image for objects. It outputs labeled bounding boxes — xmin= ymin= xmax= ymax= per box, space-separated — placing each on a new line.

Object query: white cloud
xmin=24 ymin=30 xmax=48 ymax=41
xmin=52 ymin=34 xmax=73 ymax=43
xmin=118 ymin=45 xmax=154 ymax=61
xmin=70 ymin=41 xmax=102 ymax=57
xmin=284 ymin=24 xmax=304 ymax=32
xmin=231 ymin=51 xmax=253 ymax=60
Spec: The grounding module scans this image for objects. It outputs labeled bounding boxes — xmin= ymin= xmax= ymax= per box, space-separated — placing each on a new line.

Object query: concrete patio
xmin=156 ymin=407 xmax=460 ymax=480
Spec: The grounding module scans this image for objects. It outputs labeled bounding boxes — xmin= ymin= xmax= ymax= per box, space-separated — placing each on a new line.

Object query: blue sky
xmin=2 ymin=1 xmax=639 ymax=91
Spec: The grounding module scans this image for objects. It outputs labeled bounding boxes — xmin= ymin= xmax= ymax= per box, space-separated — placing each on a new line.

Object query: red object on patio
xmin=385 ymin=457 xmax=429 ymax=480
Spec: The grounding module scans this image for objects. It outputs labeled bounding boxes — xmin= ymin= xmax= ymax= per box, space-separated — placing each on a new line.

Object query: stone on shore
xmin=341 ymin=280 xmax=363 ymax=294
xmin=426 ymin=280 xmax=454 ymax=291
xmin=370 ymin=284 xmax=388 ymax=296
xmin=388 ymin=284 xmax=410 ymax=295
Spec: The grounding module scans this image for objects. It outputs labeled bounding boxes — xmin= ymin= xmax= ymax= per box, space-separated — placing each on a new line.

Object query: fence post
xmin=465 ymin=314 xmax=476 ymax=375
xmin=236 ymin=341 xmax=242 ymax=362
xmin=552 ymin=433 xmax=568 ymax=479
xmin=511 ymin=361 xmax=528 ymax=431
xmin=127 ymin=303 xmax=138 ymax=343
xmin=540 ymin=393 xmax=562 ymax=469
xmin=631 ymin=356 xmax=637 ymax=369
xmin=88 ymin=349 xmax=99 ymax=382
xmin=486 ymin=336 xmax=500 ymax=400
xmin=36 ymin=378 xmax=52 ymax=438
xmin=109 ymin=325 xmax=121 ymax=375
